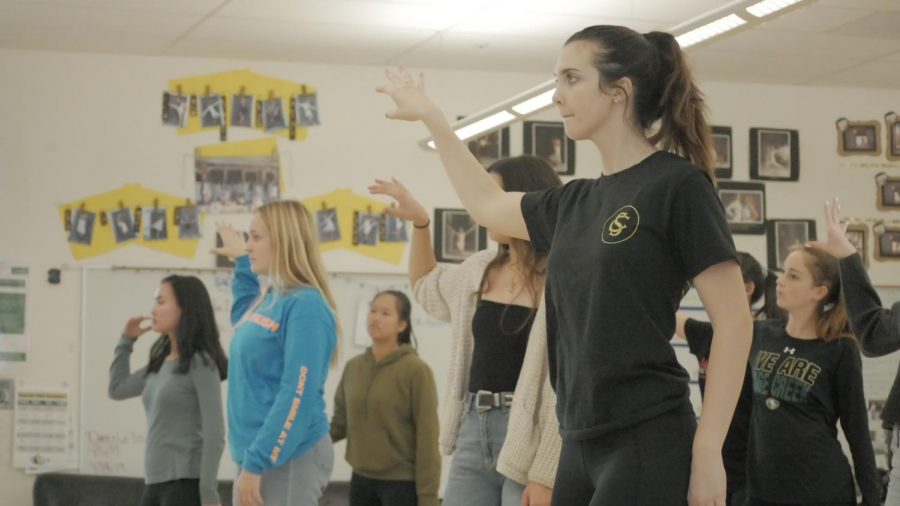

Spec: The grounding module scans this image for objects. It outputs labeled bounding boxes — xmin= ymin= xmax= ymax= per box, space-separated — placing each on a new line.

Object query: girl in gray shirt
xmin=109 ymin=275 xmax=228 ymax=506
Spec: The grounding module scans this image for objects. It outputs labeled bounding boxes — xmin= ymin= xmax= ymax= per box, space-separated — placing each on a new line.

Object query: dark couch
xmin=33 ymin=473 xmax=350 ymax=506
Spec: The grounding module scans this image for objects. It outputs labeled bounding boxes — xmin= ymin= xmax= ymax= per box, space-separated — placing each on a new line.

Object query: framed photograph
xmin=353 ymin=211 xmax=380 ymax=246
xmin=767 ymin=219 xmax=817 ymax=270
xmin=199 ymin=94 xmax=225 ymax=128
xmin=750 ymin=128 xmax=799 ymax=181
xmin=887 ymin=112 xmax=900 ymax=161
xmin=195 ymin=154 xmax=280 ymax=213
xmin=380 ymin=215 xmax=408 ymax=243
xmin=467 ymin=127 xmax=510 ymax=168
xmin=231 ymin=94 xmax=255 ymax=128
xmin=110 ymin=208 xmax=137 ymax=244
xmin=524 ymin=121 xmax=575 ymax=175
xmin=717 ymin=181 xmax=766 ymax=235
xmin=143 ymin=208 xmax=168 ymax=241
xmin=875 ymin=226 xmax=900 ymax=262
xmin=162 ymin=92 xmax=188 ymax=128
xmin=261 ymin=97 xmax=287 ymax=131
xmin=67 ymin=209 xmax=96 ymax=245
xmin=845 ymin=223 xmax=869 ymax=269
xmin=835 ymin=118 xmax=880 ymax=156
xmin=712 ymin=126 xmax=732 ymax=179
xmin=434 ymin=208 xmax=488 ymax=263
xmin=294 ymin=93 xmax=320 ymax=127
xmin=316 ymin=208 xmax=341 ymax=243
xmin=878 ymin=177 xmax=900 ymax=211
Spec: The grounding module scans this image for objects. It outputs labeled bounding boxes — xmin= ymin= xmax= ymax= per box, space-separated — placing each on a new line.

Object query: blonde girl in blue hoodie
xmin=214 ymin=200 xmax=340 ymax=506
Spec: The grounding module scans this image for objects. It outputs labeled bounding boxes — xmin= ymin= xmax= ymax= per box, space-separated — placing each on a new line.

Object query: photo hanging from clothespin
xmin=295 ymin=85 xmax=320 ymax=127
xmin=352 ymin=207 xmax=380 ymax=246
xmin=315 ymin=202 xmax=341 ymax=243
xmin=177 ymin=199 xmax=201 ymax=240
xmin=262 ymin=91 xmax=287 ymax=132
xmin=380 ymin=203 xmax=408 ymax=243
xmin=231 ymin=85 xmax=253 ymax=129
xmin=143 ymin=201 xmax=168 ymax=242
xmin=67 ymin=203 xmax=96 ymax=246
xmin=162 ymin=85 xmax=189 ymax=128
xmin=110 ymin=201 xmax=137 ymax=244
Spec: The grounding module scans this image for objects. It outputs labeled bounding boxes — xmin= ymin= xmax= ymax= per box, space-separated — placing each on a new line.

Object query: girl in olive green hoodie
xmin=330 ymin=290 xmax=440 ymax=506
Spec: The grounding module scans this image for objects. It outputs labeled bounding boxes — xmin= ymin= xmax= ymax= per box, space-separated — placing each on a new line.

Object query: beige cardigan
xmin=413 ymin=249 xmax=561 ymax=488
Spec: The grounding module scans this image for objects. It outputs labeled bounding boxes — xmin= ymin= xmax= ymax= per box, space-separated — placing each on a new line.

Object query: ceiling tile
xmin=754 ymin=5 xmax=874 ymax=32
xmin=688 ymin=47 xmax=868 ymax=85
xmin=808 ymin=59 xmax=900 ymax=88
xmin=818 ymin=0 xmax=900 ymax=12
xmin=700 ymin=28 xmax=900 ymax=61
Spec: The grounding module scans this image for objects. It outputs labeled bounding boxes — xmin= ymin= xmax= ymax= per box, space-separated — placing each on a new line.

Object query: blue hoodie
xmin=227 ymin=255 xmax=336 ymax=474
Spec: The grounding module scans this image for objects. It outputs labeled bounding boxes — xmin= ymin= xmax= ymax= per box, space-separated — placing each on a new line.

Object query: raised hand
xmin=369 ymin=178 xmax=430 ymax=227
xmin=211 ymin=222 xmax=247 ymax=260
xmin=806 ymin=198 xmax=856 ymax=259
xmin=375 ymin=67 xmax=440 ymax=123
xmin=122 ymin=316 xmax=152 ymax=340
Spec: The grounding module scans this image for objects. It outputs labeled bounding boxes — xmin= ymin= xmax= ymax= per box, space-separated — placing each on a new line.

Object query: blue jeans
xmin=233 ymin=434 xmax=334 ymax=506
xmin=442 ymin=394 xmax=525 ymax=506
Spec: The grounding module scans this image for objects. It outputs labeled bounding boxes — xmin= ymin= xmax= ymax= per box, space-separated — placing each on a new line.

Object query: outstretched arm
xmin=377 ymin=68 xmax=528 ymax=240
xmin=808 ymin=198 xmax=900 ymax=357
xmin=369 ymin=178 xmax=438 ymax=285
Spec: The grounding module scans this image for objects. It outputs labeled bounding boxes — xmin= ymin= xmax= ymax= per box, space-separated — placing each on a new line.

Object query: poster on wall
xmin=13 ymin=384 xmax=77 ymax=473
xmin=0 ymin=261 xmax=29 ymax=362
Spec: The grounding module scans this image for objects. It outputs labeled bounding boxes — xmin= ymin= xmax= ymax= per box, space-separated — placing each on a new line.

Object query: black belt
xmin=473 ymin=390 xmax=514 ymax=413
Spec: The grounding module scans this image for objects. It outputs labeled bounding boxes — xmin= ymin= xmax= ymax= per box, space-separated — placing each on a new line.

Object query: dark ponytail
xmin=566 ymin=26 xmax=716 ymax=181
xmin=374 ymin=290 xmax=415 ymax=347
xmin=643 ymin=32 xmax=715 ymax=181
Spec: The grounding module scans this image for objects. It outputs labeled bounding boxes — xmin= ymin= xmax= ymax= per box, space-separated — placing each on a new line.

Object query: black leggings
xmin=552 ymin=410 xmax=696 ymax=506
xmin=140 ymin=479 xmax=200 ymax=506
xmin=350 ymin=472 xmax=418 ymax=506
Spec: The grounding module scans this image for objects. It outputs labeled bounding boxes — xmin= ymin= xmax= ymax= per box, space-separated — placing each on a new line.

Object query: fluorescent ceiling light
xmin=454 ymin=111 xmax=516 ymax=141
xmin=746 ymin=0 xmax=802 ymax=17
xmin=676 ymin=14 xmax=746 ymax=48
xmin=424 ymin=110 xmax=517 ymax=149
xmin=511 ymin=89 xmax=555 ymax=115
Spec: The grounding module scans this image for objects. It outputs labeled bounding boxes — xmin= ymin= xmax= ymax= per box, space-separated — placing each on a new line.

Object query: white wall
xmin=1 ymin=48 xmax=898 ymax=504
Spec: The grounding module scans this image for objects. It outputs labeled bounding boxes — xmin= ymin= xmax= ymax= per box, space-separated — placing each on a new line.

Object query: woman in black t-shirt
xmin=745 ymin=247 xmax=879 ymax=505
xmin=377 ymin=25 xmax=752 ymax=506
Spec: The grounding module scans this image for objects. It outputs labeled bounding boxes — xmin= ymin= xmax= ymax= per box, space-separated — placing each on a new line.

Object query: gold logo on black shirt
xmin=602 ymin=205 xmax=640 ymax=244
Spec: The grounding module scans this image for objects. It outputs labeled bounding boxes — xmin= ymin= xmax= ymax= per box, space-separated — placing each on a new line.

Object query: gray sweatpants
xmin=234 ymin=434 xmax=334 ymax=506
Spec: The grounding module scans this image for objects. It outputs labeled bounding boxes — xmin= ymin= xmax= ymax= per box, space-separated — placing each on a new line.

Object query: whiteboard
xmin=79 ymin=267 xmax=455 ymax=485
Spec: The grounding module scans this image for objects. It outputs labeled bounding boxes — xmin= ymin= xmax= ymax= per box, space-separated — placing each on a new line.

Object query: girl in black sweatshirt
xmin=746 ymin=245 xmax=880 ymax=505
